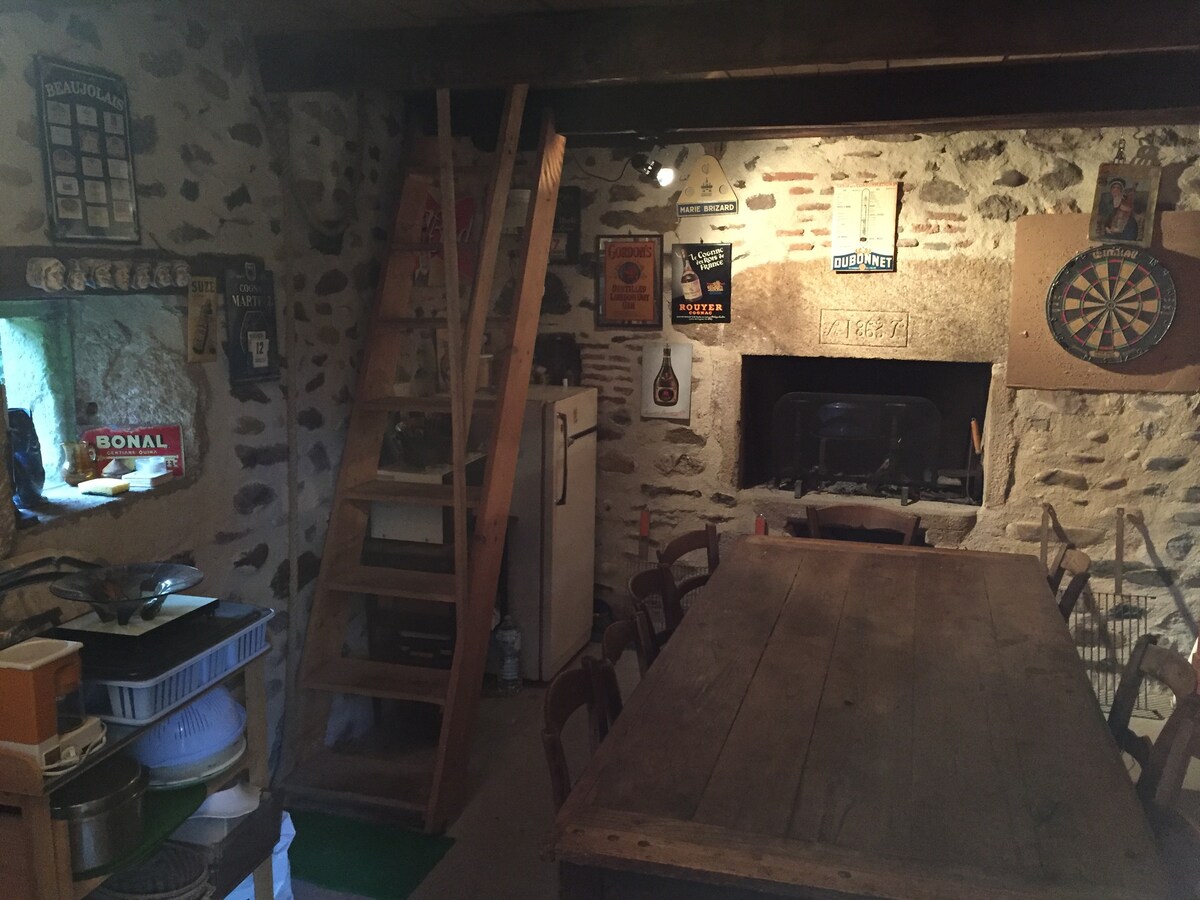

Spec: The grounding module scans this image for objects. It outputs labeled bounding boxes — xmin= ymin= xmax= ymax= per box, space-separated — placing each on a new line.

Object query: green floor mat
xmin=287 ymin=809 xmax=454 ymax=899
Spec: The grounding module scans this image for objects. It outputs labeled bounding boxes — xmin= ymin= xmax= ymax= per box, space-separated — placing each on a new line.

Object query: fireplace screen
xmin=741 ymin=356 xmax=989 ymax=504
xmin=772 ymin=392 xmax=942 ymax=493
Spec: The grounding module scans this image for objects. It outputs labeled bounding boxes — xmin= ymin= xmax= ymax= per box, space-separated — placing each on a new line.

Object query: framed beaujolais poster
xmin=36 ymin=57 xmax=139 ymax=243
xmin=595 ymin=234 xmax=663 ymax=329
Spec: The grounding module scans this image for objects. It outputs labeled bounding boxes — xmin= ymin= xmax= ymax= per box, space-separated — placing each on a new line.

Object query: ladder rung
xmin=363 ymin=394 xmax=496 ymax=413
xmin=305 ymin=658 xmax=450 ymax=704
xmin=286 ymin=744 xmax=434 ymax=814
xmin=343 ymin=480 xmax=481 ymax=506
xmin=407 ymin=164 xmax=493 ymax=177
xmin=325 ymin=565 xmax=458 ymax=602
xmin=391 ymin=242 xmax=443 ymax=253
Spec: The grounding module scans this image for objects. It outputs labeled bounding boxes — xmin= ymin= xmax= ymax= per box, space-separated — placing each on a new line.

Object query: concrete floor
xmin=292 ymin=646 xmax=632 ymax=900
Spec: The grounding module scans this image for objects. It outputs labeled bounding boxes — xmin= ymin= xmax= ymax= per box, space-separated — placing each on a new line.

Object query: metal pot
xmin=50 ymin=754 xmax=148 ymax=873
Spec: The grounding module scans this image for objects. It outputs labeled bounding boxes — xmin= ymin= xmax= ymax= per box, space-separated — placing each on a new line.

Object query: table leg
xmin=559 ymin=862 xmax=604 ymax=899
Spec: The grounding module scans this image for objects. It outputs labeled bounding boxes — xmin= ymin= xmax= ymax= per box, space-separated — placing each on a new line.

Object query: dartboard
xmin=1046 ymin=245 xmax=1176 ymax=363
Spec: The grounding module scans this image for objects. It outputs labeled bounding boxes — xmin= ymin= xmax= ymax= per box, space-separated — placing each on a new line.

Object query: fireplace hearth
xmin=740 ymin=356 xmax=991 ymax=504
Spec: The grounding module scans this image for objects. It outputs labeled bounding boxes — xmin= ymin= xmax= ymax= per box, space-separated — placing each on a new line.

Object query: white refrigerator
xmin=506 ymin=385 xmax=598 ymax=681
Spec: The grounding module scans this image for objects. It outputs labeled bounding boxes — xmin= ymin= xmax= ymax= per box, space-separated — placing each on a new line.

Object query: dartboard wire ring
xmin=1045 ymin=245 xmax=1176 ymax=364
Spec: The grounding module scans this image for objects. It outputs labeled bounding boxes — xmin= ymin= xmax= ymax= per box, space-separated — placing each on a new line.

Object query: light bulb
xmin=656 ymin=167 xmax=675 ymax=187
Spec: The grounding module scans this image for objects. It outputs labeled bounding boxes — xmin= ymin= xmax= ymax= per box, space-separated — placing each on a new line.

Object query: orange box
xmin=0 ymin=638 xmax=82 ymax=745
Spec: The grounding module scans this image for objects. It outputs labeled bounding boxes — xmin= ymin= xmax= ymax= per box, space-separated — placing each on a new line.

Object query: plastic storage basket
xmin=93 ymin=607 xmax=272 ymax=725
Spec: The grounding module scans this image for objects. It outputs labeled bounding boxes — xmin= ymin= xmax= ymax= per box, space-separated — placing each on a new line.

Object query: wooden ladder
xmin=285 ymin=85 xmax=565 ymax=831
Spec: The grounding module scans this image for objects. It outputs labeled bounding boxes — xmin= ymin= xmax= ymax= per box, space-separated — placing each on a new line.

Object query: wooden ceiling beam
xmin=255 ymin=0 xmax=1200 ymax=92
xmin=400 ymin=52 xmax=1200 ymax=148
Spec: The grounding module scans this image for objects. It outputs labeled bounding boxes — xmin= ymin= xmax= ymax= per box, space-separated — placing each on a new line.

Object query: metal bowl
xmin=50 ymin=563 xmax=204 ymax=626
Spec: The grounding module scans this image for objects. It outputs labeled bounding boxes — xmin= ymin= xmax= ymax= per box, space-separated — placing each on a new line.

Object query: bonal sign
xmin=82 ymin=425 xmax=185 ymax=477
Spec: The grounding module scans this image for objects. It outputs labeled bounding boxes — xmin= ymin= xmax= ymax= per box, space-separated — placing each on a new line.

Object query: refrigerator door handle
xmin=556 ymin=413 xmax=569 ymax=506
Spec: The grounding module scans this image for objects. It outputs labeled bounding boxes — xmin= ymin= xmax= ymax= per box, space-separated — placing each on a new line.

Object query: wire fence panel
xmin=1069 ymin=588 xmax=1172 ymax=719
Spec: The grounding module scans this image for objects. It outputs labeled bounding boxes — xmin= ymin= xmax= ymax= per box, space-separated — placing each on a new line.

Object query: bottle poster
xmin=413 ymin=187 xmax=476 ymax=287
xmin=641 ymin=341 xmax=692 ymax=421
xmin=596 ymin=234 xmax=663 ymax=329
xmin=670 ymin=243 xmax=732 ymax=324
xmin=224 ymin=262 xmax=279 ymax=384
xmin=187 ymin=275 xmax=219 ymax=363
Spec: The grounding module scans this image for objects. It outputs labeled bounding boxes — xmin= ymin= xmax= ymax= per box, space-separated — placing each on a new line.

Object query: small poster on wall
xmin=224 ymin=262 xmax=279 ymax=384
xmin=831 ymin=182 xmax=899 ymax=272
xmin=676 ymin=155 xmax=738 ymax=217
xmin=670 ymin=243 xmax=731 ymax=324
xmin=36 ymin=57 xmax=139 ymax=243
xmin=1088 ymin=163 xmax=1161 ymax=248
xmin=596 ymin=234 xmax=663 ymax=329
xmin=414 ymin=188 xmax=476 ymax=287
xmin=187 ymin=275 xmax=219 ymax=363
xmin=641 ymin=341 xmax=692 ymax=421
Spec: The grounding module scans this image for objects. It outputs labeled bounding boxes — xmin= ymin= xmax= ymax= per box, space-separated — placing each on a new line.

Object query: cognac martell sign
xmin=225 ymin=262 xmax=280 ymax=384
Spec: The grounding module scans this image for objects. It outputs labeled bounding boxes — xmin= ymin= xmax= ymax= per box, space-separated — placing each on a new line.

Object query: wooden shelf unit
xmin=0 ymin=650 xmax=275 ymax=900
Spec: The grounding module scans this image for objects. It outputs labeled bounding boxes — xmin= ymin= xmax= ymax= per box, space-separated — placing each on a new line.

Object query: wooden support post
xmin=1115 ymin=507 xmax=1125 ymax=597
xmin=437 ymin=89 xmax=471 ymax=622
xmin=461 ymin=84 xmax=527 ymax=435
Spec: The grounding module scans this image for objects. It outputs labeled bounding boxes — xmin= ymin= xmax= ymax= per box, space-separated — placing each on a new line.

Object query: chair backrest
xmin=1057 ymin=550 xmax=1091 ymax=620
xmin=1110 ymin=635 xmax=1199 ymax=768
xmin=806 ymin=504 xmax=920 ymax=545
xmin=657 ymin=524 xmax=720 ymax=572
xmin=1047 ymin=545 xmax=1091 ymax=619
xmin=602 ymin=610 xmax=657 ymax=676
xmin=541 ymin=656 xmax=623 ymax=810
xmin=1138 ymin=693 xmax=1200 ymax=813
xmin=629 ymin=565 xmax=683 ymax=631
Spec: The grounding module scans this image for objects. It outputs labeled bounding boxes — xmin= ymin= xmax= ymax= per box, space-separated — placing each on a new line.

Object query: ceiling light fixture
xmin=630 ymin=152 xmax=675 ymax=188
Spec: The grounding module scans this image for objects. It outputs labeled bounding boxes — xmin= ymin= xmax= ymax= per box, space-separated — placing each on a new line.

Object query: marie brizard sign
xmin=36 ymin=57 xmax=139 ymax=243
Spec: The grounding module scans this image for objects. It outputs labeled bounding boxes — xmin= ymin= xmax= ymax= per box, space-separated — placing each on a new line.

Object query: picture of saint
xmin=1096 ymin=177 xmax=1138 ymax=241
xmin=1088 ymin=162 xmax=1161 ymax=248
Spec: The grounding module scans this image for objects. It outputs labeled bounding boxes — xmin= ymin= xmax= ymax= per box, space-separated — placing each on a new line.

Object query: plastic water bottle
xmin=495 ymin=615 xmax=522 ymax=696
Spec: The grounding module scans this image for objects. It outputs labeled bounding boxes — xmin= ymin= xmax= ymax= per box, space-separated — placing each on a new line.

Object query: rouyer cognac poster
xmin=670 ymin=243 xmax=732 ymax=324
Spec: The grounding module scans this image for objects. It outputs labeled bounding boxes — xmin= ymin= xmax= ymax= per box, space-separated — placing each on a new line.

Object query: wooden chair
xmin=1046 ymin=544 xmax=1092 ymax=620
xmin=602 ymin=610 xmax=658 ymax=676
xmin=1110 ymin=635 xmax=1199 ymax=770
xmin=1135 ymin=694 xmax=1200 ymax=899
xmin=658 ymin=524 xmax=720 ymax=608
xmin=541 ymin=656 xmax=623 ymax=810
xmin=805 ymin=504 xmax=920 ymax=546
xmin=629 ymin=565 xmax=683 ymax=633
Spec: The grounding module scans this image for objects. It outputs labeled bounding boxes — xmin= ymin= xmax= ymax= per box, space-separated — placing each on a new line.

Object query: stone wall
xmin=540 ymin=126 xmax=1200 ymax=652
xmin=0 ymin=2 xmax=397 ymax=769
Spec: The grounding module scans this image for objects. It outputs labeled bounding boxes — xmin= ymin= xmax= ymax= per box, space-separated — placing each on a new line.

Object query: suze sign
xmin=81 ymin=424 xmax=184 ymax=477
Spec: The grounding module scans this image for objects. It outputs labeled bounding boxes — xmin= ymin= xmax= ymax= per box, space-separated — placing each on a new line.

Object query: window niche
xmin=0 ymin=292 xmax=201 ymax=519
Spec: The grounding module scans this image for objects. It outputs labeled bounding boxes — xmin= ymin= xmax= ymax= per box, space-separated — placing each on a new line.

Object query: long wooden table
xmin=553 ymin=535 xmax=1168 ymax=899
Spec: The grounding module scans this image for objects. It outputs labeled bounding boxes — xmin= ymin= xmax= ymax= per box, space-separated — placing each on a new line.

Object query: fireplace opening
xmin=739 ymin=356 xmax=991 ymax=504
